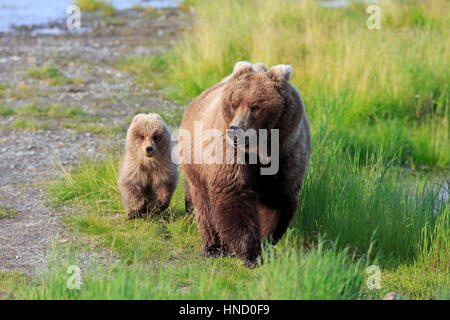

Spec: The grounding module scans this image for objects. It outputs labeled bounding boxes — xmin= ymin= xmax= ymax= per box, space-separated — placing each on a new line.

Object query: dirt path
xmin=0 ymin=8 xmax=188 ymax=276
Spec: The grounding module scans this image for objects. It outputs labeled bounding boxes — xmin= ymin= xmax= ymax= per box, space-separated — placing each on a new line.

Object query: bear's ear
xmin=267 ymin=64 xmax=293 ymax=81
xmin=233 ymin=61 xmax=253 ymax=73
xmin=231 ymin=61 xmax=254 ymax=79
xmin=253 ymin=62 xmax=268 ymax=73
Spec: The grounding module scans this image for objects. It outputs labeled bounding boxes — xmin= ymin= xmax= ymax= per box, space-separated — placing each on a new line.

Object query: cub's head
xmin=126 ymin=113 xmax=171 ymax=159
xmin=221 ymin=62 xmax=295 ymax=147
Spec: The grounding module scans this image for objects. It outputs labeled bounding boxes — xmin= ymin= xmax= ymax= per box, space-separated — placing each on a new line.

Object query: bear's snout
xmin=145 ymin=145 xmax=154 ymax=156
xmin=226 ymin=126 xmax=248 ymax=147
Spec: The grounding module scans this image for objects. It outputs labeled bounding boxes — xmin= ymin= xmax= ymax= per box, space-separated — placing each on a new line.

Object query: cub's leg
xmin=119 ymin=181 xmax=146 ymax=219
xmin=143 ymin=180 xmax=177 ymax=216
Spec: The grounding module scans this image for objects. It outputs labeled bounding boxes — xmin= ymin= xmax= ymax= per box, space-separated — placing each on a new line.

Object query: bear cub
xmin=119 ymin=113 xmax=178 ymax=219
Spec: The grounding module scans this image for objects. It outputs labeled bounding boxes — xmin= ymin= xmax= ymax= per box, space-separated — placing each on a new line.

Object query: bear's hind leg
xmin=271 ymin=194 xmax=298 ymax=245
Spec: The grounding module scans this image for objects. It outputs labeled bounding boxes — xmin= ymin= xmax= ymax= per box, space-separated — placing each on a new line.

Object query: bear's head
xmin=221 ymin=62 xmax=301 ymax=148
xmin=126 ymin=113 xmax=171 ymax=159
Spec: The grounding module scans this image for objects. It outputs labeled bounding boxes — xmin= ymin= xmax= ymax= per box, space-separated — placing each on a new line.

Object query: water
xmin=0 ymin=0 xmax=181 ymax=33
xmin=318 ymin=0 xmax=350 ymax=8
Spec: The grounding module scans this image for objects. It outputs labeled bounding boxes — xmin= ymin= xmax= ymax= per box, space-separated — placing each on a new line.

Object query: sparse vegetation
xmin=0 ymin=103 xmax=123 ymax=135
xmin=5 ymin=118 xmax=50 ymax=131
xmin=0 ymin=271 xmax=28 ymax=299
xmin=0 ymin=104 xmax=14 ymax=116
xmin=62 ymin=122 xmax=125 ymax=135
xmin=75 ymin=0 xmax=116 ymax=16
xmin=26 ymin=65 xmax=82 ymax=85
xmin=0 ymin=206 xmax=19 ymax=219
xmin=16 ymin=104 xmax=86 ymax=119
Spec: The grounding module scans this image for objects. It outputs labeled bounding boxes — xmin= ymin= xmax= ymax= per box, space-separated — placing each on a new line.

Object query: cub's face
xmin=127 ymin=114 xmax=170 ymax=158
xmin=222 ymin=72 xmax=285 ymax=147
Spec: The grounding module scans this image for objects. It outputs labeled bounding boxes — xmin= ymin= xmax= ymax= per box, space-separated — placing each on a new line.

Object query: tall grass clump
xmin=243 ymin=236 xmax=370 ymax=300
xmin=48 ymin=157 xmax=122 ymax=213
xmin=296 ymin=131 xmax=448 ymax=267
xmin=141 ymin=0 xmax=449 ymax=168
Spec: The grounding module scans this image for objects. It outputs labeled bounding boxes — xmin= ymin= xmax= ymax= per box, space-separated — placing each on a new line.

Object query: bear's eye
xmin=231 ymin=103 xmax=237 ymax=110
xmin=250 ymin=105 xmax=259 ymax=113
xmin=139 ymin=135 xmax=145 ymax=140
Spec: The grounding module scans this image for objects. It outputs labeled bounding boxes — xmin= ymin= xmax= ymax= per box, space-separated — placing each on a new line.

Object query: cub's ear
xmin=132 ymin=113 xmax=145 ymax=122
xmin=253 ymin=62 xmax=268 ymax=73
xmin=267 ymin=64 xmax=293 ymax=81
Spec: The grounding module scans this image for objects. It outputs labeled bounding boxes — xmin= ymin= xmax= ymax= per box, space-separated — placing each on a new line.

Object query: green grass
xmin=75 ymin=0 xmax=116 ymax=16
xmin=16 ymin=104 xmax=87 ymax=119
xmin=0 ymin=206 xmax=19 ymax=219
xmin=118 ymin=0 xmax=449 ymax=169
xmin=62 ymin=122 xmax=125 ymax=135
xmin=34 ymin=129 xmax=448 ymax=300
xmin=1 ymin=103 xmax=87 ymax=119
xmin=295 ymin=139 xmax=448 ymax=267
xmin=0 ymin=271 xmax=28 ymax=299
xmin=26 ymin=65 xmax=82 ymax=85
xmin=0 ymin=104 xmax=15 ymax=116
xmin=0 ymin=85 xmax=43 ymax=100
xmin=0 ymin=103 xmax=122 ymax=134
xmin=114 ymin=55 xmax=168 ymax=88
xmin=5 ymin=118 xmax=50 ymax=131
xmin=17 ymin=235 xmax=370 ymax=300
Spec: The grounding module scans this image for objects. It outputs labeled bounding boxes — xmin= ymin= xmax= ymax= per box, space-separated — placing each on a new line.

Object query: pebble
xmin=383 ymin=292 xmax=408 ymax=300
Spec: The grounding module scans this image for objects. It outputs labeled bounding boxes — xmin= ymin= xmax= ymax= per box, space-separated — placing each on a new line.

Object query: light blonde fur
xmin=119 ymin=113 xmax=178 ymax=219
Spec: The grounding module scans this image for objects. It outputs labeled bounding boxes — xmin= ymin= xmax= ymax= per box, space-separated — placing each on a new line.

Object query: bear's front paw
xmin=203 ymin=244 xmax=233 ymax=258
xmin=244 ymin=255 xmax=262 ymax=268
xmin=126 ymin=198 xmax=147 ymax=219
xmin=144 ymin=199 xmax=169 ymax=216
xmin=203 ymin=244 xmax=222 ymax=258
xmin=127 ymin=209 xmax=143 ymax=220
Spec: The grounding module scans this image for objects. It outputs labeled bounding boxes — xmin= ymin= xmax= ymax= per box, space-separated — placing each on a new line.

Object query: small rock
xmin=383 ymin=292 xmax=407 ymax=300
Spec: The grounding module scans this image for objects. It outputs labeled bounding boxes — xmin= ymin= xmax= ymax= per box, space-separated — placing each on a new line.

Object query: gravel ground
xmin=0 ymin=8 xmax=188 ymax=276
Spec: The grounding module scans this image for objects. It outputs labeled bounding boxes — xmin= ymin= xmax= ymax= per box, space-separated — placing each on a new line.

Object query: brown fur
xmin=119 ymin=113 xmax=178 ymax=219
xmin=179 ymin=62 xmax=311 ymax=266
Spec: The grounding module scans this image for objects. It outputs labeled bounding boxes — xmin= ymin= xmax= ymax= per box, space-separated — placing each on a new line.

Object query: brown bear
xmin=179 ymin=62 xmax=311 ymax=266
xmin=119 ymin=113 xmax=178 ymax=219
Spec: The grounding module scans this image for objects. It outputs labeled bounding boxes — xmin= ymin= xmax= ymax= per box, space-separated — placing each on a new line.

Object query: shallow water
xmin=0 ymin=0 xmax=181 ymax=33
xmin=318 ymin=0 xmax=350 ymax=8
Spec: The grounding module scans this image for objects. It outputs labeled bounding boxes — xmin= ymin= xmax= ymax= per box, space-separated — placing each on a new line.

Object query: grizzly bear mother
xmin=179 ymin=62 xmax=311 ymax=266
